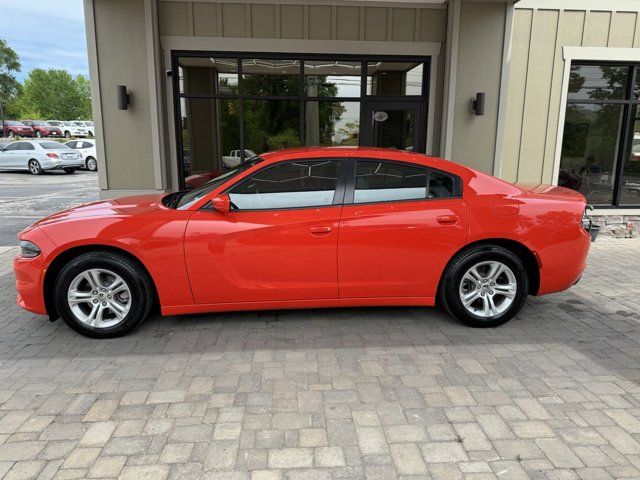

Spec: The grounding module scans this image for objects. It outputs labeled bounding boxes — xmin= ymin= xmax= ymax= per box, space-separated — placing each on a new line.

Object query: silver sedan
xmin=0 ymin=140 xmax=85 ymax=175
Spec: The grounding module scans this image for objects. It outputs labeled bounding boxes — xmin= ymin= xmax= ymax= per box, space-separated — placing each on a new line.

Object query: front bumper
xmin=14 ymin=228 xmax=55 ymax=316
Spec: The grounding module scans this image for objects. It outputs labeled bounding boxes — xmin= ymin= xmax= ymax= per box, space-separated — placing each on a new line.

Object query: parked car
xmin=2 ymin=120 xmax=35 ymax=138
xmin=46 ymin=121 xmax=87 ymax=138
xmin=65 ymin=139 xmax=98 ymax=171
xmin=81 ymin=121 xmax=94 ymax=137
xmin=21 ymin=120 xmax=63 ymax=138
xmin=0 ymin=140 xmax=84 ymax=174
xmin=13 ymin=147 xmax=591 ymax=338
xmin=222 ymin=149 xmax=257 ymax=169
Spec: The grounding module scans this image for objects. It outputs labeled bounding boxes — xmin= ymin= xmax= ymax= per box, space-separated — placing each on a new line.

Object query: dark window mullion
xmin=300 ymin=59 xmax=305 ymax=146
xmin=612 ymin=65 xmax=638 ymax=206
xmin=238 ymin=58 xmax=245 ymax=163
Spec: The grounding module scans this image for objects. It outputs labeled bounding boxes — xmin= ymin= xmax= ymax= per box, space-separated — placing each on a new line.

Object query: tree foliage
xmin=17 ymin=68 xmax=92 ymax=119
xmin=0 ymin=38 xmax=21 ymax=113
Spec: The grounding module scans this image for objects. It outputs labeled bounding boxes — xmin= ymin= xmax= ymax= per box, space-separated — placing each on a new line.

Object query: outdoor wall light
xmin=117 ymin=85 xmax=131 ymax=110
xmin=472 ymin=92 xmax=486 ymax=116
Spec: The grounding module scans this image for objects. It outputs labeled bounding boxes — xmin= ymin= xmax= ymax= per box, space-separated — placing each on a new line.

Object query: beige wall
xmin=502 ymin=1 xmax=640 ymax=184
xmin=92 ymin=0 xmax=157 ymax=190
xmin=451 ymin=1 xmax=507 ymax=173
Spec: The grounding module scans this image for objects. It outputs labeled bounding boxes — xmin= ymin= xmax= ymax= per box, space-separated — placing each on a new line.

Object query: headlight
xmin=19 ymin=240 xmax=41 ymax=258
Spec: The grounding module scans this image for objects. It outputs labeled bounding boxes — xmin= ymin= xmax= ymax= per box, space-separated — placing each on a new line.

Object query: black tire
xmin=53 ymin=251 xmax=154 ymax=338
xmin=36 ymin=131 xmax=42 ymax=138
xmin=28 ymin=159 xmax=43 ymax=175
xmin=8 ymin=131 xmax=15 ymax=138
xmin=64 ymin=131 xmax=71 ymax=138
xmin=86 ymin=157 xmax=98 ymax=171
xmin=439 ymin=245 xmax=529 ymax=328
xmin=63 ymin=168 xmax=77 ymax=174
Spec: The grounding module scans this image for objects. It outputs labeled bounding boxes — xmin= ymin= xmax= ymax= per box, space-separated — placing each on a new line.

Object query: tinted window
xmin=568 ymin=64 xmax=629 ymax=101
xmin=429 ymin=171 xmax=455 ymax=198
xmin=354 ymin=160 xmax=428 ymax=203
xmin=40 ymin=142 xmax=72 ymax=150
xmin=19 ymin=143 xmax=35 ymax=151
xmin=230 ymin=160 xmax=341 ymax=210
xmin=3 ymin=143 xmax=21 ymax=151
xmin=354 ymin=160 xmax=457 ymax=203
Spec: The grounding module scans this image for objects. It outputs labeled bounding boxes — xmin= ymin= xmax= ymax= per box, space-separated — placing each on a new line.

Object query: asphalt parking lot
xmin=0 ymin=170 xmax=99 ymax=246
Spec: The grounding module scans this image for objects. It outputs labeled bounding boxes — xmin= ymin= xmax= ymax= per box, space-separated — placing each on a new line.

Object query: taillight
xmin=46 ymin=153 xmax=59 ymax=159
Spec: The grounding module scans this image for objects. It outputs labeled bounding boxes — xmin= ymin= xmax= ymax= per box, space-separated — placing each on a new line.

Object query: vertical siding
xmin=158 ymin=1 xmax=446 ymax=44
xmin=503 ymin=4 xmax=640 ymax=184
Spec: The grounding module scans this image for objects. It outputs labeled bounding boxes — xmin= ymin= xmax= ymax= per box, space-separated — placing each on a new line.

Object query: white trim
xmin=144 ymin=0 xmax=166 ymax=190
xmin=592 ymin=209 xmax=640 ymax=216
xmin=551 ymin=46 xmax=640 ymax=186
xmin=426 ymin=56 xmax=438 ymax=155
xmin=83 ymin=0 xmax=108 ymax=190
xmin=493 ymin=2 xmax=515 ymax=177
xmin=440 ymin=0 xmax=460 ymax=159
xmin=516 ymin=0 xmax=640 ymax=12
xmin=160 ymin=36 xmax=442 ymax=56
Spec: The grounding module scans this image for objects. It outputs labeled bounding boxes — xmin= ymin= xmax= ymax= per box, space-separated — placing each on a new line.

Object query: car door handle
xmin=310 ymin=226 xmax=332 ymax=236
xmin=437 ymin=215 xmax=459 ymax=225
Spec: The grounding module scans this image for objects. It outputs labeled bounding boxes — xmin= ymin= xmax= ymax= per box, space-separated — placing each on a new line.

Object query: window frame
xmin=562 ymin=61 xmax=640 ymax=207
xmin=344 ymin=158 xmax=463 ymax=206
xmin=220 ymin=158 xmax=349 ymax=212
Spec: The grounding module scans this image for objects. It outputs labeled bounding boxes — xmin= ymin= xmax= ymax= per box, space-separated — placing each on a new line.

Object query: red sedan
xmin=14 ymin=147 xmax=591 ymax=338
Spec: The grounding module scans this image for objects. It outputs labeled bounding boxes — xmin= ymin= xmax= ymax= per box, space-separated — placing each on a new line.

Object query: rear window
xmin=40 ymin=142 xmax=72 ymax=150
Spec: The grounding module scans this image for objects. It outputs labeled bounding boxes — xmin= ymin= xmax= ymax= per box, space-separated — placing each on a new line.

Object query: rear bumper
xmin=42 ymin=160 xmax=84 ymax=170
xmin=532 ymin=225 xmax=591 ymax=296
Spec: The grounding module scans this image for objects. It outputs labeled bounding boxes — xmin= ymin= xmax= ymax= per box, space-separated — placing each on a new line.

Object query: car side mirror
xmin=212 ymin=194 xmax=230 ymax=213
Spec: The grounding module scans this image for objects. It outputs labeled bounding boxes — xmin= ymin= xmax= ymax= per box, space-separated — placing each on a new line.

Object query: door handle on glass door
xmin=309 ymin=226 xmax=332 ymax=235
xmin=436 ymin=215 xmax=458 ymax=225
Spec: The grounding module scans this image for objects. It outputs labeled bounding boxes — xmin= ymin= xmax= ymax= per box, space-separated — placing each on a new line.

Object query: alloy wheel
xmin=67 ymin=268 xmax=132 ymax=328
xmin=458 ymin=260 xmax=517 ymax=318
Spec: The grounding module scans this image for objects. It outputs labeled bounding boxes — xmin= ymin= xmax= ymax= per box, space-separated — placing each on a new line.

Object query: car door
xmin=0 ymin=142 xmax=25 ymax=169
xmin=338 ymin=158 xmax=469 ymax=299
xmin=184 ymin=158 xmax=346 ymax=304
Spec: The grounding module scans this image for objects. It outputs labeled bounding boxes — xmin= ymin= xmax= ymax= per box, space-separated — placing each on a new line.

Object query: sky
xmin=0 ymin=0 xmax=89 ymax=82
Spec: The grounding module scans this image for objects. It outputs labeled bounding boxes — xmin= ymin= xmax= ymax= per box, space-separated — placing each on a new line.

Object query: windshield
xmin=40 ymin=142 xmax=73 ymax=150
xmin=174 ymin=158 xmax=263 ymax=209
xmin=5 ymin=120 xmax=21 ymax=126
xmin=32 ymin=121 xmax=47 ymax=126
xmin=73 ymin=122 xmax=84 ymax=127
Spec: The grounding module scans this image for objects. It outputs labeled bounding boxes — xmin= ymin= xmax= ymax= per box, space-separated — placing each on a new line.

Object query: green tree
xmin=0 ymin=38 xmax=21 ymax=115
xmin=18 ymin=69 xmax=92 ymax=119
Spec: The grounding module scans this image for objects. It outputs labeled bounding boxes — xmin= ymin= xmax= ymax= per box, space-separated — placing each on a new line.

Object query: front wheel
xmin=36 ymin=131 xmax=42 ymax=138
xmin=54 ymin=252 xmax=154 ymax=338
xmin=64 ymin=131 xmax=71 ymax=138
xmin=63 ymin=168 xmax=77 ymax=174
xmin=28 ymin=159 xmax=43 ymax=175
xmin=440 ymin=245 xmax=529 ymax=328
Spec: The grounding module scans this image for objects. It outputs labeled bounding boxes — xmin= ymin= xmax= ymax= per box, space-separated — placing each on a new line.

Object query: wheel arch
xmin=43 ymin=244 xmax=159 ymax=320
xmin=438 ymin=238 xmax=541 ymax=301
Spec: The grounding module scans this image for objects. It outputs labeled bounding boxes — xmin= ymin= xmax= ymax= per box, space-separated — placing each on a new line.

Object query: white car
xmin=80 ymin=121 xmax=94 ymax=137
xmin=65 ymin=139 xmax=98 ymax=171
xmin=0 ymin=140 xmax=84 ymax=175
xmin=46 ymin=121 xmax=87 ymax=138
xmin=222 ymin=149 xmax=257 ymax=169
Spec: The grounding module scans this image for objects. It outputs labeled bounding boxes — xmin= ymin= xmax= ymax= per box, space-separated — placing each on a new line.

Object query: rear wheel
xmin=54 ymin=252 xmax=154 ymax=338
xmin=440 ymin=245 xmax=528 ymax=328
xmin=63 ymin=168 xmax=76 ymax=174
xmin=28 ymin=159 xmax=43 ymax=175
xmin=64 ymin=131 xmax=71 ymax=138
xmin=86 ymin=157 xmax=97 ymax=171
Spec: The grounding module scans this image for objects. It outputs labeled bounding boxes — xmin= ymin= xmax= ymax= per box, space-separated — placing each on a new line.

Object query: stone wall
xmin=592 ymin=215 xmax=639 ymax=238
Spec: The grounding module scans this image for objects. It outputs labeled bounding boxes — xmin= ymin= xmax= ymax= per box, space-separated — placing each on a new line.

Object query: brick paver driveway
xmin=0 ymin=238 xmax=639 ymax=480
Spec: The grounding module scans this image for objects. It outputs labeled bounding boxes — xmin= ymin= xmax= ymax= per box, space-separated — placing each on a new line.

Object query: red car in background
xmin=21 ymin=120 xmax=62 ymax=138
xmin=2 ymin=120 xmax=35 ymax=138
xmin=14 ymin=147 xmax=591 ymax=338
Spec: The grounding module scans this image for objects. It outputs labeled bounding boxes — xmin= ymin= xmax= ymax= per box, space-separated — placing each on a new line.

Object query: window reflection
xmin=366 ymin=62 xmax=423 ymax=96
xmin=559 ymin=103 xmax=625 ymax=205
xmin=303 ymin=61 xmax=361 ymax=98
xmin=243 ymin=99 xmax=301 ymax=154
xmin=242 ymin=59 xmax=300 ymax=96
xmin=620 ymin=106 xmax=640 ymax=205
xmin=567 ymin=65 xmax=629 ymax=101
xmin=179 ymin=57 xmax=239 ymax=96
xmin=305 ymin=101 xmax=360 ymax=146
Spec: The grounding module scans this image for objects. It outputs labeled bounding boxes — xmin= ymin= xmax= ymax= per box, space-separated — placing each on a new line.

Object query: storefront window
xmin=559 ymin=62 xmax=640 ymax=206
xmin=175 ymin=54 xmax=429 ymax=189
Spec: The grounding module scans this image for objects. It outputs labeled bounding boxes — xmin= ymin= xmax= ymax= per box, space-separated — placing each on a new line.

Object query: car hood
xmin=29 ymin=194 xmax=168 ymax=229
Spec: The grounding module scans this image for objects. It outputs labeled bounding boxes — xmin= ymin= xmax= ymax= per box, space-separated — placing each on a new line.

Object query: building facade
xmin=84 ymin=0 xmax=640 ymax=222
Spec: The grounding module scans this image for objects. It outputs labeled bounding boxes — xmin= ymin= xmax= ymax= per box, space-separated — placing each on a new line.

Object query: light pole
xmin=0 ymin=100 xmax=4 ymax=137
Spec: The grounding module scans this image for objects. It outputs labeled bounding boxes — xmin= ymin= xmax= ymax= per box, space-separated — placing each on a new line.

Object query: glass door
xmin=361 ymin=101 xmax=425 ymax=153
